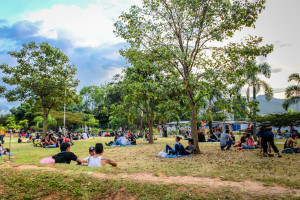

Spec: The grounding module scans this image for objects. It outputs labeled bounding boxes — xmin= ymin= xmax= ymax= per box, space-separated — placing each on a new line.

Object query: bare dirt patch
xmin=3 ymin=164 xmax=299 ymax=197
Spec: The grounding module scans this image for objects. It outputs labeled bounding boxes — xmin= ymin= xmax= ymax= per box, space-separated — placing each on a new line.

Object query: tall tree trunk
xmin=253 ymin=84 xmax=257 ymax=141
xmin=208 ymin=99 xmax=213 ymax=132
xmin=187 ymin=91 xmax=200 ymax=153
xmin=149 ymin=118 xmax=154 ymax=144
xmin=43 ymin=107 xmax=49 ymax=137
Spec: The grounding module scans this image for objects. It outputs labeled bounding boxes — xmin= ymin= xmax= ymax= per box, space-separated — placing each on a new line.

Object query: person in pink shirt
xmin=242 ymin=134 xmax=256 ymax=149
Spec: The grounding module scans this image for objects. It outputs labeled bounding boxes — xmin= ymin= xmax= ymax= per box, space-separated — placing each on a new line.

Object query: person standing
xmin=163 ymin=124 xmax=168 ymax=137
xmin=0 ymin=127 xmax=5 ymax=144
xmin=257 ymin=125 xmax=282 ymax=157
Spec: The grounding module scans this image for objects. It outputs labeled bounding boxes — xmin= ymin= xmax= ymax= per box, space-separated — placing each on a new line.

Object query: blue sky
xmin=0 ymin=0 xmax=299 ymax=112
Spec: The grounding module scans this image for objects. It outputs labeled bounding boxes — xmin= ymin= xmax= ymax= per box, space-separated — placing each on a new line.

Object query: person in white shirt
xmin=116 ymin=134 xmax=127 ymax=146
xmin=82 ymin=132 xmax=88 ymax=139
xmin=82 ymin=143 xmax=117 ymax=167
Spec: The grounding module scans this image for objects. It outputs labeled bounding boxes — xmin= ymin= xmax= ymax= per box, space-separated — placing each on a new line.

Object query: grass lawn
xmin=0 ymin=136 xmax=299 ymax=199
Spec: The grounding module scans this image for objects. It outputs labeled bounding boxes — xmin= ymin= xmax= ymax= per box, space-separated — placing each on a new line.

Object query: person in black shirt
xmin=129 ymin=133 xmax=136 ymax=145
xmin=52 ymin=143 xmax=83 ymax=164
xmin=207 ymin=132 xmax=217 ymax=142
xmin=198 ymin=130 xmax=206 ymax=142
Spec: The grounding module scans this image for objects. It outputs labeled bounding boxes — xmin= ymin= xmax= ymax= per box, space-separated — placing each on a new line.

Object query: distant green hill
xmin=251 ymin=95 xmax=299 ymax=114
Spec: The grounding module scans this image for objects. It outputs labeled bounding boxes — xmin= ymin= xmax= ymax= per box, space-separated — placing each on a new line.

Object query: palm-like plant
xmin=243 ymin=60 xmax=273 ymax=139
xmin=245 ymin=61 xmax=273 ymax=103
xmin=282 ymin=73 xmax=300 ymax=111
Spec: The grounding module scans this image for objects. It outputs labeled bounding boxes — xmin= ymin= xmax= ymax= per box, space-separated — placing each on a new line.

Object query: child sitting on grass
xmin=82 ymin=143 xmax=117 ymax=167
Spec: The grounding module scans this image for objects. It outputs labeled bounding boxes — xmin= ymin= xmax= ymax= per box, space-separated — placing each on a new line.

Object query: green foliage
xmin=282 ymin=73 xmax=300 ymax=111
xmin=18 ymin=119 xmax=29 ymax=129
xmin=115 ymin=0 xmax=271 ymax=151
xmin=0 ymin=41 xmax=79 ymax=135
xmin=5 ymin=116 xmax=17 ymax=130
xmin=81 ymin=114 xmax=99 ymax=127
xmin=257 ymin=112 xmax=300 ymax=128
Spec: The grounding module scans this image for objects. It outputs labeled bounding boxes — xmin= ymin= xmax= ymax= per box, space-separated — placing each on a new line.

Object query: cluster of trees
xmin=0 ymin=42 xmax=98 ymax=135
xmin=257 ymin=111 xmax=300 ymax=130
xmin=0 ymin=1 xmax=298 ymax=153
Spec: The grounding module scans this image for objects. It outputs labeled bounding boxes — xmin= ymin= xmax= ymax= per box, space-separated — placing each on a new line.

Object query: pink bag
xmin=40 ymin=156 xmax=55 ymax=164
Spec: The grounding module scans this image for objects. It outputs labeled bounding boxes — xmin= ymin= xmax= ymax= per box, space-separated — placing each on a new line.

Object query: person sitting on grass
xmin=105 ymin=135 xmax=118 ymax=146
xmin=220 ymin=129 xmax=233 ymax=150
xmin=184 ymin=131 xmax=191 ymax=140
xmin=198 ymin=130 xmax=206 ymax=142
xmin=52 ymin=143 xmax=83 ymax=164
xmin=82 ymin=143 xmax=117 ymax=167
xmin=18 ymin=136 xmax=24 ymax=143
xmin=82 ymin=147 xmax=96 ymax=164
xmin=233 ymin=133 xmax=247 ymax=147
xmin=230 ymin=132 xmax=236 ymax=144
xmin=242 ymin=133 xmax=255 ymax=149
xmin=128 ymin=133 xmax=136 ymax=145
xmin=284 ymin=134 xmax=299 ymax=153
xmin=207 ymin=131 xmax=218 ymax=142
xmin=181 ymin=139 xmax=195 ymax=155
xmin=257 ymin=125 xmax=282 ymax=158
xmin=165 ymin=136 xmax=181 ymax=155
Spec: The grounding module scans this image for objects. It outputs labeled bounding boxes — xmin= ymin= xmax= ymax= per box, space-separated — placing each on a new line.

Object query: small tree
xmin=0 ymin=42 xmax=79 ymax=136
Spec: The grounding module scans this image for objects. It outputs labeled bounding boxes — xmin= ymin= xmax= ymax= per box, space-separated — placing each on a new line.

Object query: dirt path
xmin=4 ymin=165 xmax=300 ymax=196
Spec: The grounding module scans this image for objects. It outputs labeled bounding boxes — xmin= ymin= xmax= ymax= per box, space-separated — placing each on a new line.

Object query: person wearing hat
xmin=257 ymin=124 xmax=282 ymax=157
xmin=82 ymin=146 xmax=96 ymax=164
xmin=82 ymin=143 xmax=117 ymax=167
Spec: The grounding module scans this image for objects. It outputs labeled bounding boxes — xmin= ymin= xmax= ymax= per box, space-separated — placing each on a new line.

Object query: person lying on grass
xmin=52 ymin=143 xmax=84 ymax=164
xmin=0 ymin=148 xmax=10 ymax=156
xmin=105 ymin=135 xmax=118 ymax=146
xmin=284 ymin=134 xmax=299 ymax=153
xmin=82 ymin=143 xmax=117 ymax=167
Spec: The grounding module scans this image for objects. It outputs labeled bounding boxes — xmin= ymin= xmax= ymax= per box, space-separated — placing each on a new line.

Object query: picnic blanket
xmin=165 ymin=154 xmax=192 ymax=158
xmin=111 ymin=144 xmax=139 ymax=147
xmin=157 ymin=151 xmax=192 ymax=158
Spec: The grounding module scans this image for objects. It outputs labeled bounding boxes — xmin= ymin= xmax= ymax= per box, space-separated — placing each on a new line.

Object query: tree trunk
xmin=187 ymin=91 xmax=200 ymax=153
xmin=43 ymin=107 xmax=49 ymax=137
xmin=253 ymin=84 xmax=257 ymax=141
xmin=149 ymin=119 xmax=154 ymax=144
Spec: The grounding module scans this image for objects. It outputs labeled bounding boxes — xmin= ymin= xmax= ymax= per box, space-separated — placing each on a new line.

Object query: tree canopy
xmin=0 ymin=42 xmax=79 ymax=136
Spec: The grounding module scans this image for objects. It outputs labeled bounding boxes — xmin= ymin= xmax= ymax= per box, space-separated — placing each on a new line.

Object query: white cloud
xmin=24 ymin=0 xmax=141 ymax=48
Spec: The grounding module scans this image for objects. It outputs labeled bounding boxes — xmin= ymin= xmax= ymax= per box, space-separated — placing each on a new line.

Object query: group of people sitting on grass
xmin=50 ymin=142 xmax=117 ymax=167
xmin=105 ymin=133 xmax=137 ymax=146
xmin=165 ymin=136 xmax=195 ymax=156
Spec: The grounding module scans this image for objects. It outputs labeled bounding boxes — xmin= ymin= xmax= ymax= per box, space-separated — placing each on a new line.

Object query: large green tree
xmin=282 ymin=73 xmax=300 ymax=111
xmin=0 ymin=42 xmax=79 ymax=136
xmin=115 ymin=0 xmax=269 ymax=153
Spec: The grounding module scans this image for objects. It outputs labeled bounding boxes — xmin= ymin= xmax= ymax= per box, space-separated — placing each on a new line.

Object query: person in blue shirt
xmin=257 ymin=125 xmax=282 ymax=157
